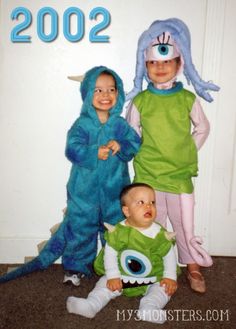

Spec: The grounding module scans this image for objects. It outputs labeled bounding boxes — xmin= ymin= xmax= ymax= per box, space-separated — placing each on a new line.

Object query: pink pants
xmin=155 ymin=191 xmax=212 ymax=267
xmin=155 ymin=191 xmax=195 ymax=265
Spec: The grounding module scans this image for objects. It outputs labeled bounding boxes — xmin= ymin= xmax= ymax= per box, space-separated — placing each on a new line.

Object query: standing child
xmin=126 ymin=18 xmax=220 ymax=293
xmin=0 ymin=66 xmax=141 ymax=285
xmin=67 ymin=183 xmax=177 ymax=324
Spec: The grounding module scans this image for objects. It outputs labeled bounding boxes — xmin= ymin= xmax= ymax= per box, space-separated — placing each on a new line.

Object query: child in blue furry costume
xmin=0 ymin=66 xmax=141 ymax=284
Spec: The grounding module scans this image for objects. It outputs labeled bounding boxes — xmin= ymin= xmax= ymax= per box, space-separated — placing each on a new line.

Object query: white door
xmin=195 ymin=0 xmax=236 ymax=256
xmin=0 ymin=0 xmax=235 ymax=262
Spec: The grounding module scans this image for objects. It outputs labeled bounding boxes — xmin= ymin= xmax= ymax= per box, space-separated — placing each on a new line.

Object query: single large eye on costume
xmin=120 ymin=249 xmax=152 ymax=277
xmin=154 ymin=44 xmax=174 ymax=59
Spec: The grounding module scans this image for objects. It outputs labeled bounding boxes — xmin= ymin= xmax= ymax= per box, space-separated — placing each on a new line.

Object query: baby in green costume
xmin=67 ymin=183 xmax=177 ymax=324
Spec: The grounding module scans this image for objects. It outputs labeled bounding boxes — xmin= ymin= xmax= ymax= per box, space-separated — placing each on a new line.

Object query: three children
xmin=1 ymin=16 xmax=220 ymax=325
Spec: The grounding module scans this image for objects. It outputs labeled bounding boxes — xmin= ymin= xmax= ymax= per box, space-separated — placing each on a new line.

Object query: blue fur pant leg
xmin=97 ymin=196 xmax=124 ymax=248
xmin=62 ymin=206 xmax=100 ymax=276
xmin=62 ymin=187 xmax=124 ymax=276
xmin=62 ymin=231 xmax=98 ymax=277
xmin=37 ymin=220 xmax=66 ymax=266
xmin=101 ymin=197 xmax=124 ymax=226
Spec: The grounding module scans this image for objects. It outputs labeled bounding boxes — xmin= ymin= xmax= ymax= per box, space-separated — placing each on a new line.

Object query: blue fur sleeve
xmin=114 ymin=119 xmax=141 ymax=162
xmin=65 ymin=119 xmax=98 ymax=170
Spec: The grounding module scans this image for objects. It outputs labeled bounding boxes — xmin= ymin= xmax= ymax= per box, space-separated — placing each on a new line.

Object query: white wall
xmin=0 ymin=0 xmax=233 ymax=262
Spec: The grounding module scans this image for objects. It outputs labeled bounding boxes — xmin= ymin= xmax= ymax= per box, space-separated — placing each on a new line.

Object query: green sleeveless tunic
xmin=133 ymin=82 xmax=198 ymax=194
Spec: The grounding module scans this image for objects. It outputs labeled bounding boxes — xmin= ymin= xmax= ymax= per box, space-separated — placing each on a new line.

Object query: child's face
xmin=122 ymin=186 xmax=156 ymax=229
xmin=146 ymin=58 xmax=180 ymax=84
xmin=92 ymin=73 xmax=118 ymax=114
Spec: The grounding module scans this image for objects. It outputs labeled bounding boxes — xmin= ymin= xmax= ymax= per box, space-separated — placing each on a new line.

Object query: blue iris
xmin=157 ymin=44 xmax=169 ymax=56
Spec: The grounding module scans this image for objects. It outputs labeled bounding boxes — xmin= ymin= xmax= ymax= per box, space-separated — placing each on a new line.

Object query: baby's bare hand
xmin=106 ymin=140 xmax=120 ymax=155
xmin=98 ymin=146 xmax=110 ymax=160
xmin=160 ymin=278 xmax=177 ymax=296
xmin=106 ymin=278 xmax=123 ymax=292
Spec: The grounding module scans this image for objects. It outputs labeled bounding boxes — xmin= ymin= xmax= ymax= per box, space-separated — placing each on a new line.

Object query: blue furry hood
xmin=80 ymin=66 xmax=125 ymax=124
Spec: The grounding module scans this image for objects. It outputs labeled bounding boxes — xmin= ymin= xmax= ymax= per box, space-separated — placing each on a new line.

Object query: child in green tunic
xmin=67 ymin=183 xmax=177 ymax=324
xmin=126 ymin=18 xmax=219 ymax=293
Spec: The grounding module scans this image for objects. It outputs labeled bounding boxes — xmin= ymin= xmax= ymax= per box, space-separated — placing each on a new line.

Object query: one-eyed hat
xmin=145 ymin=32 xmax=180 ymax=61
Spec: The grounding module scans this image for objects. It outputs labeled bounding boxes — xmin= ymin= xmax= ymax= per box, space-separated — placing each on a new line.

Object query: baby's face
xmin=122 ymin=186 xmax=156 ymax=229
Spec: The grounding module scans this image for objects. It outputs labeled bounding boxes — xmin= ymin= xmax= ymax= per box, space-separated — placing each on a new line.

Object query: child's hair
xmin=98 ymin=70 xmax=117 ymax=89
xmin=80 ymin=66 xmax=124 ymax=103
xmin=146 ymin=56 xmax=181 ymax=64
xmin=175 ymin=56 xmax=181 ymax=64
xmin=120 ymin=182 xmax=154 ymax=206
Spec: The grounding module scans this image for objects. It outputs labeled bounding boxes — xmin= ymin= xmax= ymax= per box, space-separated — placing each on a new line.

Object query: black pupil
xmin=161 ymin=46 xmax=167 ymax=52
xmin=128 ymin=259 xmax=142 ymax=273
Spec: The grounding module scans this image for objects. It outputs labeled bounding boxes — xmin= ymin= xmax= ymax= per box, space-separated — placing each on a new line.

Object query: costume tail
xmin=0 ymin=222 xmax=66 ymax=283
xmin=0 ymin=257 xmax=46 ymax=283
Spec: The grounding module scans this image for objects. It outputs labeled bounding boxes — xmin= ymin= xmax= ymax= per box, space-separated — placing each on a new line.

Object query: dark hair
xmin=120 ymin=182 xmax=154 ymax=206
xmin=98 ymin=70 xmax=117 ymax=89
xmin=175 ymin=56 xmax=181 ymax=64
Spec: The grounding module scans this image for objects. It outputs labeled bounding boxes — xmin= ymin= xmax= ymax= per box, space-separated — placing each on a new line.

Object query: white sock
xmin=138 ymin=283 xmax=170 ymax=324
xmin=67 ymin=296 xmax=96 ymax=318
xmin=66 ymin=276 xmax=121 ymax=318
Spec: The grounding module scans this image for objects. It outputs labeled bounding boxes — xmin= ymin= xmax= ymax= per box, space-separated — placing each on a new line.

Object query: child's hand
xmin=106 ymin=278 xmax=123 ymax=292
xmin=106 ymin=140 xmax=121 ymax=155
xmin=98 ymin=145 xmax=110 ymax=160
xmin=160 ymin=278 xmax=177 ymax=296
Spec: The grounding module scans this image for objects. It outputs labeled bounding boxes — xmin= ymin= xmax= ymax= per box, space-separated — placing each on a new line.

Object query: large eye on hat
xmin=154 ymin=43 xmax=174 ymax=59
xmin=145 ymin=31 xmax=180 ymax=62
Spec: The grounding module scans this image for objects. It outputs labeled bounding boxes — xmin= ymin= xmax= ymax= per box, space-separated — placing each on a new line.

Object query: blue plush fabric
xmin=0 ymin=66 xmax=141 ymax=282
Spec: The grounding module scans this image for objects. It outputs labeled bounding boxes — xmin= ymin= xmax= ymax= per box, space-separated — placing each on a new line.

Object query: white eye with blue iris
xmin=154 ymin=44 xmax=174 ymax=59
xmin=120 ymin=249 xmax=152 ymax=277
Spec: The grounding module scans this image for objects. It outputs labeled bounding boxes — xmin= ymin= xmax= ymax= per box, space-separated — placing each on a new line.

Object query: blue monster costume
xmin=0 ymin=66 xmax=141 ymax=283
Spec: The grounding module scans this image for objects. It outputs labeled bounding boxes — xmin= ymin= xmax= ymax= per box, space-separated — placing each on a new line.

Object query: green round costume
xmin=94 ymin=223 xmax=175 ymax=297
xmin=133 ymin=82 xmax=198 ymax=194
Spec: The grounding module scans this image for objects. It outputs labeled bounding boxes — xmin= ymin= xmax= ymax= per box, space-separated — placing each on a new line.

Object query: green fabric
xmin=94 ymin=223 xmax=175 ymax=297
xmin=133 ymin=86 xmax=197 ymax=194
